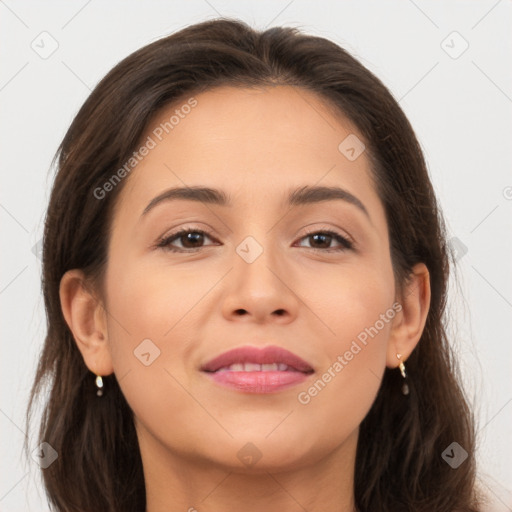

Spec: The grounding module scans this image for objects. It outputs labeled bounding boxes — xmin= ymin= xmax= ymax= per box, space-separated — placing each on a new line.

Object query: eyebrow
xmin=141 ymin=184 xmax=370 ymax=220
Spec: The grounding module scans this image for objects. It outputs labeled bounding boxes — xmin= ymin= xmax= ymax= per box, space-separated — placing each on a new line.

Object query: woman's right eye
xmin=156 ymin=228 xmax=218 ymax=252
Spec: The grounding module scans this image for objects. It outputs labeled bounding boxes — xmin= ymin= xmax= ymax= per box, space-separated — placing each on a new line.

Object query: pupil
xmin=312 ymin=234 xmax=331 ymax=248
xmin=183 ymin=232 xmax=203 ymax=247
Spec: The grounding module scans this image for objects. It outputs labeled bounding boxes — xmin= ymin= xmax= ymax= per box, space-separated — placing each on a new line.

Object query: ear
xmin=59 ymin=269 xmax=114 ymax=376
xmin=386 ymin=262 xmax=431 ymax=368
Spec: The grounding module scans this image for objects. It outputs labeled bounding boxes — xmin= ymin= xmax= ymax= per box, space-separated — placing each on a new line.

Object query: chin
xmin=209 ymin=429 xmax=326 ymax=472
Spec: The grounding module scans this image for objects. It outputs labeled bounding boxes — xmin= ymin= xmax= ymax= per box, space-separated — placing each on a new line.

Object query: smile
xmin=201 ymin=345 xmax=314 ymax=393
xmin=216 ymin=363 xmax=292 ymax=372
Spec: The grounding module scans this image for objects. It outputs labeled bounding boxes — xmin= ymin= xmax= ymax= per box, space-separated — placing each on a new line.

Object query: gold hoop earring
xmin=396 ymin=354 xmax=409 ymax=395
xmin=95 ymin=375 xmax=104 ymax=397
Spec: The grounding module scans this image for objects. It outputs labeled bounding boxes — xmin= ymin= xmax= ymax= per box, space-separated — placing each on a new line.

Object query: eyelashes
xmin=156 ymin=227 xmax=355 ymax=253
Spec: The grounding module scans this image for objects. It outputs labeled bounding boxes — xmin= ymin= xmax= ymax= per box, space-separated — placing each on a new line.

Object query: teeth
xmin=217 ymin=363 xmax=291 ymax=372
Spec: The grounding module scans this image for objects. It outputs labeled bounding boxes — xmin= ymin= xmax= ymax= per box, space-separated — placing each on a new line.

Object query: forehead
xmin=113 ymin=85 xmax=381 ymax=222
xmin=156 ymin=85 xmax=360 ymax=157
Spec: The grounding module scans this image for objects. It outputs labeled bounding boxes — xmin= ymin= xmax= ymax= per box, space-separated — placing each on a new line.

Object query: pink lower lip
xmin=204 ymin=370 xmax=310 ymax=393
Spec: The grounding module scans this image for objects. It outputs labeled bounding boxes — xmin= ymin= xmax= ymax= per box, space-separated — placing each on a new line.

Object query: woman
xmin=26 ymin=17 xmax=485 ymax=512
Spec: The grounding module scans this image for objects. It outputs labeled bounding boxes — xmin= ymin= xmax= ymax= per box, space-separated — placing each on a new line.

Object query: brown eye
xmin=296 ymin=230 xmax=353 ymax=251
xmin=157 ymin=229 xmax=217 ymax=252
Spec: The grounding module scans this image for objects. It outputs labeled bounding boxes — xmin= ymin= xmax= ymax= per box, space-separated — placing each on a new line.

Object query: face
xmin=102 ymin=85 xmax=397 ymax=472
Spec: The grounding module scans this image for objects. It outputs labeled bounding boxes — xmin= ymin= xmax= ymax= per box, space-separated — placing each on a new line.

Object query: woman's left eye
xmin=295 ymin=230 xmax=354 ymax=251
xmin=156 ymin=228 xmax=353 ymax=253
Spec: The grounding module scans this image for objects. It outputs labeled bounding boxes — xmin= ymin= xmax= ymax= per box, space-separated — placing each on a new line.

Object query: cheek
xmin=102 ymin=256 xmax=218 ymax=428
xmin=293 ymin=259 xmax=395 ymax=422
xmin=105 ymin=256 xmax=213 ymax=355
xmin=297 ymin=253 xmax=395 ymax=349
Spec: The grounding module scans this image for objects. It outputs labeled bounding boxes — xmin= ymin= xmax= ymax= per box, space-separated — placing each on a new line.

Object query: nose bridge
xmin=234 ymin=232 xmax=283 ymax=293
xmin=231 ymin=204 xmax=280 ymax=271
xmin=221 ymin=230 xmax=297 ymax=322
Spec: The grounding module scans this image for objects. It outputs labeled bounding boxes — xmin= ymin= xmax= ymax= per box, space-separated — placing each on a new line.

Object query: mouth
xmin=200 ymin=345 xmax=314 ymax=393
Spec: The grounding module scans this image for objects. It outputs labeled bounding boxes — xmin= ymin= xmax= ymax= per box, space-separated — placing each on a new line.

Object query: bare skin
xmin=60 ymin=85 xmax=430 ymax=512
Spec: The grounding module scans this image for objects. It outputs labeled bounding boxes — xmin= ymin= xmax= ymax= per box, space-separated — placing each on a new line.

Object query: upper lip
xmin=201 ymin=345 xmax=314 ymax=373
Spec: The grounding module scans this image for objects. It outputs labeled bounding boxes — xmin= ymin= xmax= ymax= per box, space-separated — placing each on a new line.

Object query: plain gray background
xmin=1 ymin=1 xmax=511 ymax=510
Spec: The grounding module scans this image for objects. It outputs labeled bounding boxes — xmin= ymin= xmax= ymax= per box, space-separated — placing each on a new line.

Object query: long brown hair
xmin=26 ymin=17 xmax=483 ymax=511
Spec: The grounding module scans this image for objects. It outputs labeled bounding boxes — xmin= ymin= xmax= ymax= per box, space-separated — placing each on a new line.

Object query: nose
xmin=221 ymin=239 xmax=299 ymax=325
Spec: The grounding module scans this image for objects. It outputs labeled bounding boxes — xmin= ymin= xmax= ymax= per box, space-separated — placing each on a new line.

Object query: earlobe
xmin=59 ymin=269 xmax=114 ymax=376
xmin=386 ymin=262 xmax=431 ymax=368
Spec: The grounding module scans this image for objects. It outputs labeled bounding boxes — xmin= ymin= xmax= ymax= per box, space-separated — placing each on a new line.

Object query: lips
xmin=201 ymin=346 xmax=314 ymax=374
xmin=200 ymin=345 xmax=314 ymax=393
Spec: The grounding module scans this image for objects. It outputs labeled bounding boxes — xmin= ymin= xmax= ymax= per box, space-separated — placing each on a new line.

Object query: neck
xmin=142 ymin=429 xmax=358 ymax=512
